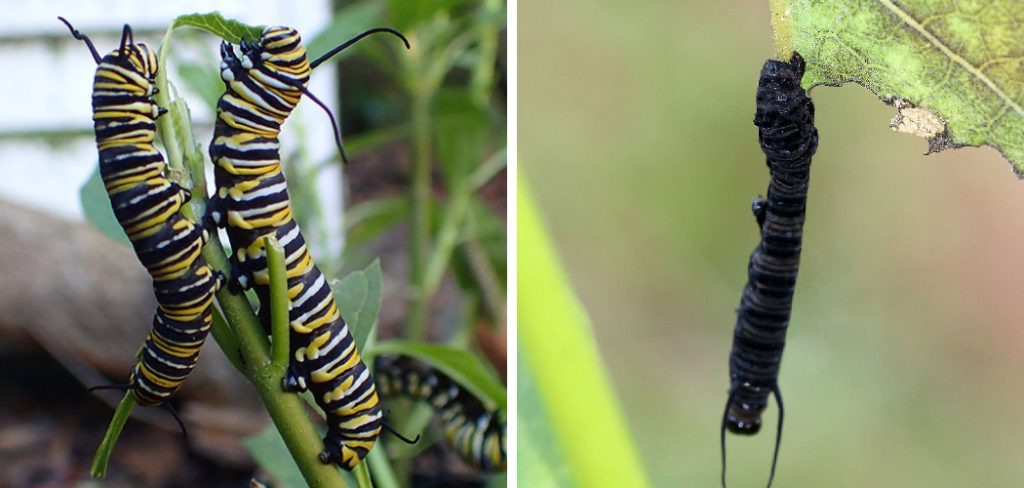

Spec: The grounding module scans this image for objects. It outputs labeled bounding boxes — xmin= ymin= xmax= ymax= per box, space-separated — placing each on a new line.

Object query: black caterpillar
xmin=722 ymin=51 xmax=818 ymax=488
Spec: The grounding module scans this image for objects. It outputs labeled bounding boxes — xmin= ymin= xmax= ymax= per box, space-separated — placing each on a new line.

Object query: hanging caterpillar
xmin=60 ymin=18 xmax=221 ymax=408
xmin=375 ymin=356 xmax=507 ymax=472
xmin=721 ymin=52 xmax=818 ymax=488
xmin=207 ymin=25 xmax=408 ymax=469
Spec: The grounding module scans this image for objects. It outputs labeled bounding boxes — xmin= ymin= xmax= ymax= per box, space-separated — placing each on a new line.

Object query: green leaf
xmin=519 ymin=179 xmax=650 ymax=487
xmin=465 ymin=195 xmax=506 ymax=257
xmin=386 ymin=0 xmax=467 ymax=30
xmin=449 ymin=196 xmax=506 ymax=291
xmin=518 ymin=351 xmax=575 ymax=487
xmin=433 ymin=89 xmax=492 ymax=187
xmin=78 ymin=166 xmax=130 ymax=246
xmin=242 ymin=425 xmax=308 ymax=488
xmin=345 ymin=196 xmax=409 ymax=249
xmin=174 ymin=59 xmax=221 ymax=112
xmin=484 ymin=472 xmax=509 ymax=488
xmin=307 ymin=0 xmax=387 ymax=62
xmin=786 ymin=0 xmax=1024 ymax=171
xmin=336 ymin=259 xmax=384 ymax=351
xmin=370 ymin=340 xmax=506 ymax=409
xmin=168 ymin=12 xmax=264 ymax=43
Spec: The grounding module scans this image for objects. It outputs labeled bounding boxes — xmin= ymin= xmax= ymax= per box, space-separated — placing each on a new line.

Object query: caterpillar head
xmin=112 ymin=24 xmax=159 ymax=82
xmin=223 ymin=26 xmax=311 ymax=91
xmin=753 ymin=51 xmax=817 ymax=167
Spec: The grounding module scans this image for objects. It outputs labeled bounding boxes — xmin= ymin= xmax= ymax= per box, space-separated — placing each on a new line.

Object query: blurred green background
xmin=521 ymin=1 xmax=1024 ymax=486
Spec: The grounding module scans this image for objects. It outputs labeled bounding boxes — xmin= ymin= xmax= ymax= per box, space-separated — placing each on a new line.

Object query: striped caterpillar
xmin=207 ymin=25 xmax=407 ymax=469
xmin=722 ymin=51 xmax=818 ymax=488
xmin=376 ymin=355 xmax=507 ymax=472
xmin=61 ymin=17 xmax=221 ymax=409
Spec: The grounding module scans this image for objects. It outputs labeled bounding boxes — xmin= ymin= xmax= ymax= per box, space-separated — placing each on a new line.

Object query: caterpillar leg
xmin=205 ymin=194 xmax=227 ymax=229
xmin=213 ymin=270 xmax=227 ymax=290
xmin=751 ymin=195 xmax=767 ymax=230
xmin=177 ymin=185 xmax=192 ymax=204
xmin=282 ymin=362 xmax=309 ymax=392
xmin=227 ymin=249 xmax=253 ymax=293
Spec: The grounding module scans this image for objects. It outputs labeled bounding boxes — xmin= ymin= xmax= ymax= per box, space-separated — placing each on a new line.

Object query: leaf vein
xmin=879 ymin=0 xmax=1023 ymax=120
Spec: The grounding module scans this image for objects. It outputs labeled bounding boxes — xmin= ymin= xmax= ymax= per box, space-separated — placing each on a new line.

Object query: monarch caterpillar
xmin=375 ymin=356 xmax=507 ymax=472
xmin=60 ymin=18 xmax=221 ymax=408
xmin=722 ymin=52 xmax=817 ymax=488
xmin=207 ymin=25 xmax=408 ymax=469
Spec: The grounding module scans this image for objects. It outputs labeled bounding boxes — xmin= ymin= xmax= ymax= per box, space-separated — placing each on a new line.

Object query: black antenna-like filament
xmin=290 ymin=82 xmax=350 ymax=164
xmin=118 ymin=24 xmax=132 ymax=59
xmin=382 ymin=421 xmax=421 ymax=445
xmin=720 ymin=386 xmax=784 ymax=488
xmin=57 ymin=16 xmax=101 ymax=64
xmin=88 ymin=384 xmax=189 ymax=440
xmin=281 ymin=27 xmax=410 ymax=164
xmin=309 ymin=27 xmax=410 ymax=69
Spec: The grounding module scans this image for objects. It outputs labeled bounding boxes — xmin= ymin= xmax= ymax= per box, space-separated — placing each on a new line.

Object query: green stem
xmin=470 ymin=148 xmax=507 ymax=190
xmin=250 ymin=368 xmax=349 ymax=488
xmin=460 ymin=239 xmax=505 ymax=324
xmin=354 ymin=462 xmax=374 ymax=488
xmin=769 ymin=0 xmax=794 ymax=60
xmin=210 ymin=308 xmax=245 ymax=372
xmin=422 ymin=186 xmax=471 ymax=298
xmin=469 ymin=0 xmax=501 ymax=106
xmin=205 ymin=246 xmax=272 ymax=369
xmin=265 ymin=236 xmax=291 ymax=370
xmin=90 ymin=393 xmax=136 ymax=477
xmin=367 ymin=442 xmax=401 ymax=488
xmin=391 ymin=402 xmax=436 ymax=482
xmin=406 ymin=72 xmax=434 ymax=340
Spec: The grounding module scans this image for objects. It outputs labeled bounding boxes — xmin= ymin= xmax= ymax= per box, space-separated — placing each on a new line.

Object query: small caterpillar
xmin=722 ymin=51 xmax=818 ymax=488
xmin=376 ymin=356 xmax=507 ymax=471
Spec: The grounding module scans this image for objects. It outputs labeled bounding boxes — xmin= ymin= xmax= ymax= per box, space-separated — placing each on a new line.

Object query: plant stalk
xmin=266 ymin=236 xmax=291 ymax=370
xmin=406 ymin=72 xmax=434 ymax=341
xmin=90 ymin=393 xmax=135 ymax=477
xmin=769 ymin=0 xmax=794 ymax=60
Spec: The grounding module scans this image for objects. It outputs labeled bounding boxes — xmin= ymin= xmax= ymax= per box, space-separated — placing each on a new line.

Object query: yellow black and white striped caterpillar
xmin=60 ymin=18 xmax=222 ymax=408
xmin=207 ymin=25 xmax=407 ymax=469
xmin=376 ymin=356 xmax=507 ymax=472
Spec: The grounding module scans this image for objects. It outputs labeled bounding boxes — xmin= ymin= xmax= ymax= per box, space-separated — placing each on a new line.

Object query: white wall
xmin=0 ymin=0 xmax=344 ymax=258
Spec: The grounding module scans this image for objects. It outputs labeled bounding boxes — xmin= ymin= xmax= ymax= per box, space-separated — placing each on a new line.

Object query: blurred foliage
xmin=243 ymin=425 xmax=318 ymax=488
xmin=519 ymin=181 xmax=650 ymax=487
xmin=522 ymin=0 xmax=1024 ymax=486
xmin=335 ymin=259 xmax=384 ymax=351
xmin=518 ymin=351 xmax=574 ymax=488
xmin=78 ymin=167 xmax=130 ymax=246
